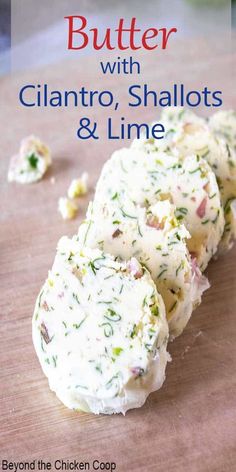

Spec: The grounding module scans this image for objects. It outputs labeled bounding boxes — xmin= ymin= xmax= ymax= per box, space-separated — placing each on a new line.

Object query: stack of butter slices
xmin=33 ymin=108 xmax=236 ymax=415
xmin=132 ymin=108 xmax=236 ymax=252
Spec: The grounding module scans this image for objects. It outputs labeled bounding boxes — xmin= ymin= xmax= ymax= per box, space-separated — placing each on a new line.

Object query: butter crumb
xmin=67 ymin=172 xmax=88 ymax=198
xmin=8 ymin=135 xmax=51 ymax=184
xmin=58 ymin=197 xmax=78 ymax=220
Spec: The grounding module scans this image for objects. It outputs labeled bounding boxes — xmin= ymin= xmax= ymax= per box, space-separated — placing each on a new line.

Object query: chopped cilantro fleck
xmin=151 ymin=305 xmax=159 ymax=317
xmin=28 ymin=153 xmax=38 ymax=169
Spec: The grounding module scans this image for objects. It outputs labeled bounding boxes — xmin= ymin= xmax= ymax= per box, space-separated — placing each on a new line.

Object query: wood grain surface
xmin=0 ymin=38 xmax=236 ymax=472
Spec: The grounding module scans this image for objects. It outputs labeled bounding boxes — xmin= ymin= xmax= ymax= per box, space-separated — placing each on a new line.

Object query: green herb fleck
xmin=95 ymin=364 xmax=103 ymax=374
xmin=119 ymin=284 xmax=124 ymax=294
xmin=99 ymin=322 xmax=114 ymax=337
xmin=176 ymin=261 xmax=184 ymax=276
xmin=209 ymin=192 xmax=217 ymax=200
xmin=28 ymin=153 xmax=38 ymax=169
xmin=104 ymin=309 xmax=121 ymax=322
xmin=106 ymin=373 xmax=120 ymax=390
xmin=176 ymin=207 xmax=188 ymax=216
xmin=83 ymin=220 xmax=92 ymax=245
xmin=120 ymin=207 xmax=137 ymax=219
xmin=73 ymin=316 xmax=87 ymax=330
xmin=212 ymin=210 xmax=220 ymax=224
xmin=151 ymin=305 xmax=159 ymax=317
xmin=112 ymin=347 xmax=123 ymax=356
xmin=224 ymin=198 xmax=234 ymax=215
xmin=72 ymin=293 xmax=80 ymax=304
xmin=169 ymin=300 xmax=177 ymax=313
xmin=157 ymin=268 xmax=168 ymax=279
xmin=145 ymin=343 xmax=152 ymax=352
xmin=189 ymin=167 xmax=200 ymax=174
xmin=130 ymin=324 xmax=137 ymax=339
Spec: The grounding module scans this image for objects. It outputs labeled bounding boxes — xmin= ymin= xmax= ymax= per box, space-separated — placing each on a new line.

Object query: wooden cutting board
xmin=0 ymin=38 xmax=236 ymax=472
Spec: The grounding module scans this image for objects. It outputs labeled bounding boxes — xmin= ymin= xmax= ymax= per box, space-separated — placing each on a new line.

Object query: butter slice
xmin=32 ymin=237 xmax=169 ymax=415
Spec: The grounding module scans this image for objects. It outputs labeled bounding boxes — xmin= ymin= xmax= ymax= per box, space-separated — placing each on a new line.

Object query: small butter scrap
xmin=58 ymin=173 xmax=88 ymax=221
xmin=67 ymin=172 xmax=88 ymax=199
xmin=58 ymin=197 xmax=78 ymax=220
xmin=8 ymin=135 xmax=51 ymax=184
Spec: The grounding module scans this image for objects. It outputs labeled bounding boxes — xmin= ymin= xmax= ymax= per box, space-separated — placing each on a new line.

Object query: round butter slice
xmin=208 ymin=110 xmax=236 ymax=152
xmin=94 ymin=147 xmax=224 ymax=271
xmin=161 ymin=107 xmax=236 ymax=252
xmin=78 ymin=199 xmax=209 ymax=338
xmin=133 ymin=107 xmax=235 ymax=253
xmin=208 ymin=110 xmax=236 ymax=251
xmin=32 ymin=236 xmax=169 ymax=415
